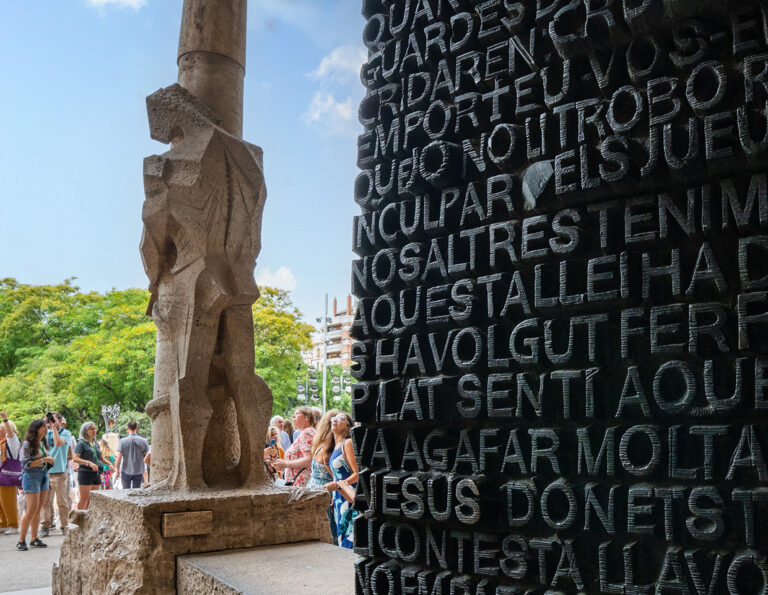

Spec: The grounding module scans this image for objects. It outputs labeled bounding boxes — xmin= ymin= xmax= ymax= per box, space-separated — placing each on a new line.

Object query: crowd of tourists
xmin=0 ymin=406 xmax=357 ymax=553
xmin=264 ymin=406 xmax=359 ymax=549
xmin=0 ymin=411 xmax=149 ymax=552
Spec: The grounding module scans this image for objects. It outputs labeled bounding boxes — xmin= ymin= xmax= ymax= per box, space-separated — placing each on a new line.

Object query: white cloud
xmin=302 ymin=91 xmax=358 ymax=138
xmin=86 ymin=0 xmax=146 ymax=9
xmin=309 ymin=46 xmax=367 ymax=84
xmin=256 ymin=266 xmax=297 ymax=292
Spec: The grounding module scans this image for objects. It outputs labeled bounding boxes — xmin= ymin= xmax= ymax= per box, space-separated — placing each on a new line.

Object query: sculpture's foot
xmin=134 ymin=466 xmax=211 ymax=493
xmin=133 ymin=467 xmax=185 ymax=494
xmin=132 ymin=479 xmax=170 ymax=495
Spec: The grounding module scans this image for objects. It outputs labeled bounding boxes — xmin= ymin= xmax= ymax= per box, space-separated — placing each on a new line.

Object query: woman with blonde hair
xmin=323 ymin=412 xmax=358 ymax=549
xmin=307 ymin=409 xmax=338 ymax=542
xmin=306 ymin=409 xmax=337 ymax=490
xmin=263 ymin=426 xmax=285 ymax=480
xmin=272 ymin=406 xmax=315 ymax=487
xmin=265 ymin=426 xmax=285 ymax=459
xmin=98 ymin=439 xmax=116 ymax=490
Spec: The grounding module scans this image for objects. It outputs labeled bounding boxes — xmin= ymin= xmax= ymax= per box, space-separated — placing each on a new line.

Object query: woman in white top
xmin=0 ymin=411 xmax=21 ymax=534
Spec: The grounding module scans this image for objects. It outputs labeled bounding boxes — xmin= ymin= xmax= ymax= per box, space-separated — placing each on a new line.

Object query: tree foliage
xmin=115 ymin=410 xmax=152 ymax=441
xmin=281 ymin=363 xmax=353 ymax=416
xmin=253 ymin=287 xmax=314 ymax=415
xmin=0 ymin=279 xmax=312 ymax=434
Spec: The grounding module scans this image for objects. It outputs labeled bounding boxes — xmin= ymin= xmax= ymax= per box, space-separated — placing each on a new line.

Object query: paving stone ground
xmin=0 ymin=530 xmax=63 ymax=594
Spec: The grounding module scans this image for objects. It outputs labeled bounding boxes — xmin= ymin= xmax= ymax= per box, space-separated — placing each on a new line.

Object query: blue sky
xmin=0 ymin=0 xmax=365 ymax=324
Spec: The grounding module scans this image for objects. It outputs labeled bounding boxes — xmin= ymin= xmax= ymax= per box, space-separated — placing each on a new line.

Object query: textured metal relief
xmin=351 ymin=0 xmax=768 ymax=592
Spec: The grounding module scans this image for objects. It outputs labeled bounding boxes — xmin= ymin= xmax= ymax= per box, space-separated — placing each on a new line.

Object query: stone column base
xmin=52 ymin=485 xmax=332 ymax=594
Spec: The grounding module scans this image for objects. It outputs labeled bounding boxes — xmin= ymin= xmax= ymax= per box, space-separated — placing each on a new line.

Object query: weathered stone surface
xmin=140 ymin=80 xmax=270 ymax=493
xmin=133 ymin=0 xmax=269 ymax=495
xmin=52 ymin=487 xmax=332 ymax=594
xmin=53 ymin=6 xmax=318 ymax=592
xmin=177 ymin=0 xmax=246 ymax=137
xmin=177 ymin=542 xmax=355 ymax=594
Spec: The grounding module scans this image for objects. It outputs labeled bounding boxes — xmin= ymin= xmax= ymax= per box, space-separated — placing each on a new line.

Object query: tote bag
xmin=0 ymin=441 xmax=23 ymax=487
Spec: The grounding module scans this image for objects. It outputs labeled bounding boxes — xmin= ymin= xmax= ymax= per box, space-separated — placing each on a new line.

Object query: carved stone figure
xmin=140 ymin=0 xmax=270 ymax=491
xmin=53 ymin=3 xmax=335 ymax=592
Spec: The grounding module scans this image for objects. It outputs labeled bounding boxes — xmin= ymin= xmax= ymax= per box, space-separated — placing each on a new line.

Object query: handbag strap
xmin=7 ymin=440 xmax=19 ymax=460
xmin=0 ymin=440 xmax=12 ymax=462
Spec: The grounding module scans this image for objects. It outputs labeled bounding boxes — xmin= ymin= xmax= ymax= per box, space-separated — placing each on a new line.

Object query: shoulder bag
xmin=0 ymin=440 xmax=23 ymax=487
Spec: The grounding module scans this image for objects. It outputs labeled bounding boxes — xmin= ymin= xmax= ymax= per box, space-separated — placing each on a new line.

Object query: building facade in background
xmin=304 ymin=295 xmax=355 ymax=369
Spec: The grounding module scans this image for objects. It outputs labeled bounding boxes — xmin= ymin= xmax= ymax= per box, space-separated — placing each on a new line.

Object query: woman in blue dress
xmin=323 ymin=412 xmax=358 ymax=549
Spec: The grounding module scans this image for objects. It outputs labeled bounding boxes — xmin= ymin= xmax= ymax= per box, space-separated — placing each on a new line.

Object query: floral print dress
xmin=329 ymin=442 xmax=357 ymax=549
xmin=284 ymin=427 xmax=314 ymax=487
xmin=101 ymin=454 xmax=116 ymax=490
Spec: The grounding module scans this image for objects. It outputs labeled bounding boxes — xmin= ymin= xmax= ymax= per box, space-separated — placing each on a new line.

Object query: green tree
xmin=115 ymin=410 xmax=152 ymax=442
xmin=0 ymin=283 xmax=155 ymax=432
xmin=0 ymin=277 xmax=99 ymax=375
xmin=0 ymin=280 xmax=313 ymax=431
xmin=320 ymin=364 xmax=353 ymax=413
xmin=252 ymin=287 xmax=314 ymax=415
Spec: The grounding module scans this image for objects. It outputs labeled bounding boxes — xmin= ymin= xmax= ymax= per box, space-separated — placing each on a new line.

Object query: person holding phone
xmin=263 ymin=426 xmax=285 ymax=480
xmin=17 ymin=419 xmax=54 ymax=551
xmin=72 ymin=422 xmax=113 ymax=510
xmin=40 ymin=412 xmax=71 ymax=537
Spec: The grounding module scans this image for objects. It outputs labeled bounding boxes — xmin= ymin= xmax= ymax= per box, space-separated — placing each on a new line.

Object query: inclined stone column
xmin=177 ymin=0 xmax=246 ymax=137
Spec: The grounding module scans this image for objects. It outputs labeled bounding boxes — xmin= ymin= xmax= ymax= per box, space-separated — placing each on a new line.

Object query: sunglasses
xmin=332 ymin=414 xmax=348 ymax=423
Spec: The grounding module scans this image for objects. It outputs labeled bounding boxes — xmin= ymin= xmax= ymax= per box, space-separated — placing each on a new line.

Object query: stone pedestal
xmin=177 ymin=542 xmax=356 ymax=594
xmin=52 ymin=486 xmax=332 ymax=594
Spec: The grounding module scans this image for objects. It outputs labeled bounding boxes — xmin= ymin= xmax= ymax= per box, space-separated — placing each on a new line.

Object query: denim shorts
xmin=21 ymin=468 xmax=50 ymax=493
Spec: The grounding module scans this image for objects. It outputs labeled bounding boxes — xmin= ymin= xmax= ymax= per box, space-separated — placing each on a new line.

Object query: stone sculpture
xmin=52 ymin=2 xmax=333 ymax=592
xmin=351 ymin=0 xmax=768 ymax=593
xmin=140 ymin=0 xmax=270 ymax=491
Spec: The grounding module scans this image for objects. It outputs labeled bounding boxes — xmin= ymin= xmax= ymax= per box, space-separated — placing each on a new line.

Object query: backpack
xmin=0 ymin=440 xmax=22 ymax=487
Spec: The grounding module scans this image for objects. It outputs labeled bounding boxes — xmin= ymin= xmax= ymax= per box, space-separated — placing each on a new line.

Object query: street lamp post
xmin=329 ymin=367 xmax=353 ymax=407
xmin=296 ymin=364 xmax=318 ymax=404
xmin=322 ymin=293 xmax=328 ymax=415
